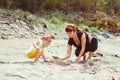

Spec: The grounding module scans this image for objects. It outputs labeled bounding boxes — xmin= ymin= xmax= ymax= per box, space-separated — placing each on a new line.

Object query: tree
xmin=109 ymin=0 xmax=113 ymax=15
xmin=94 ymin=0 xmax=97 ymax=14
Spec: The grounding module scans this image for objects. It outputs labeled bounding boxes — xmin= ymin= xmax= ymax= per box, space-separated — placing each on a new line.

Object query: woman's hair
xmin=41 ymin=35 xmax=55 ymax=42
xmin=65 ymin=23 xmax=80 ymax=32
xmin=65 ymin=23 xmax=90 ymax=45
xmin=65 ymin=23 xmax=89 ymax=36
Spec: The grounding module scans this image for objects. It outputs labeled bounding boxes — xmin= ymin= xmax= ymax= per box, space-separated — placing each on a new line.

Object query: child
xmin=27 ymin=35 xmax=54 ymax=63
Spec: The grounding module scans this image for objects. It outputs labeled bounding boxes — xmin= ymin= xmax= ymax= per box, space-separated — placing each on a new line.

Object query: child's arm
xmin=33 ymin=39 xmax=40 ymax=50
xmin=42 ymin=54 xmax=48 ymax=62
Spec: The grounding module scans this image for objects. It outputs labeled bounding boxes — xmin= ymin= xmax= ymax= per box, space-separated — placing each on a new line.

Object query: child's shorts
xmin=27 ymin=49 xmax=44 ymax=58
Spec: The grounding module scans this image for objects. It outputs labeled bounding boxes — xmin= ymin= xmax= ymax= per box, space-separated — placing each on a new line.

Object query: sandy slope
xmin=0 ymin=39 xmax=120 ymax=80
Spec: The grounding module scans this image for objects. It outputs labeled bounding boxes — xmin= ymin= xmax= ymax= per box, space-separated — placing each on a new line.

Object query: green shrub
xmin=51 ymin=17 xmax=61 ymax=24
xmin=33 ymin=17 xmax=50 ymax=27
xmin=90 ymin=27 xmax=101 ymax=33
xmin=79 ymin=25 xmax=91 ymax=32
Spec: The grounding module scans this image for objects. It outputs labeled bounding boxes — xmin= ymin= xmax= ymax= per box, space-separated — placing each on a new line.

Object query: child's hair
xmin=41 ymin=35 xmax=55 ymax=42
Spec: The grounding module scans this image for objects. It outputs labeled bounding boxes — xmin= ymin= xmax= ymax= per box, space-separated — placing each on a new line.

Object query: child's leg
xmin=34 ymin=51 xmax=42 ymax=63
xmin=86 ymin=52 xmax=93 ymax=62
xmin=42 ymin=54 xmax=47 ymax=62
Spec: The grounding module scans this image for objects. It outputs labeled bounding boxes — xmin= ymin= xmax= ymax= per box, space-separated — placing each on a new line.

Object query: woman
xmin=53 ymin=24 xmax=98 ymax=64
xmin=27 ymin=35 xmax=54 ymax=63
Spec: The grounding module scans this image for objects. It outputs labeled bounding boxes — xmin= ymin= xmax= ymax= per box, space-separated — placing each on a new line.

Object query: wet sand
xmin=0 ymin=39 xmax=120 ymax=80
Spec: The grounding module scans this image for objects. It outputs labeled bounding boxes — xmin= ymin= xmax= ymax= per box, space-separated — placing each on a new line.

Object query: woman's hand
xmin=74 ymin=58 xmax=80 ymax=64
xmin=52 ymin=56 xmax=60 ymax=59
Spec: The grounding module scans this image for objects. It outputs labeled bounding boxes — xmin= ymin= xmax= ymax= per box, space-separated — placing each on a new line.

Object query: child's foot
xmin=44 ymin=60 xmax=48 ymax=62
xmin=34 ymin=60 xmax=41 ymax=63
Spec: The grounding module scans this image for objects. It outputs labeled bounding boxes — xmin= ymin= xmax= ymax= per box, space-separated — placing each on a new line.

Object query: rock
xmin=88 ymin=61 xmax=94 ymax=66
xmin=93 ymin=52 xmax=103 ymax=57
xmin=91 ymin=33 xmax=105 ymax=42
xmin=54 ymin=33 xmax=57 ymax=35
xmin=8 ymin=36 xmax=14 ymax=39
xmin=91 ymin=32 xmax=115 ymax=41
xmin=1 ymin=35 xmax=7 ymax=39
xmin=79 ymin=61 xmax=86 ymax=64
xmin=1 ymin=33 xmax=8 ymax=39
xmin=101 ymin=33 xmax=115 ymax=39
xmin=112 ymin=55 xmax=120 ymax=58
xmin=114 ymin=33 xmax=120 ymax=36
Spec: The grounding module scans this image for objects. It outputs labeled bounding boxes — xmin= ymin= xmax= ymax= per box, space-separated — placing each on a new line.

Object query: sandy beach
xmin=0 ymin=38 xmax=120 ymax=80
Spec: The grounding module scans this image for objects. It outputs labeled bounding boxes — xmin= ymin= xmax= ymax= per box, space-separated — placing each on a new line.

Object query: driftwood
xmin=0 ymin=61 xmax=34 ymax=65
xmin=0 ymin=20 xmax=10 ymax=24
xmin=48 ymin=59 xmax=72 ymax=66
xmin=0 ymin=60 xmax=72 ymax=66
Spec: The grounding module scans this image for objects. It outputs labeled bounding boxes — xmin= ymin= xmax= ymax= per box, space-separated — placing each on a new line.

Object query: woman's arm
xmin=52 ymin=44 xmax=72 ymax=60
xmin=61 ymin=44 xmax=72 ymax=60
xmin=74 ymin=33 xmax=86 ymax=63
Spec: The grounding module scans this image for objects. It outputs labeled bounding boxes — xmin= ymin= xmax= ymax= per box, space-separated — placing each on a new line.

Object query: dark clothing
xmin=68 ymin=32 xmax=98 ymax=57
xmin=75 ymin=37 xmax=98 ymax=56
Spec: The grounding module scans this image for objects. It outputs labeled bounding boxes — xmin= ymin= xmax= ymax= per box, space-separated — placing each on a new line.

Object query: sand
xmin=0 ymin=39 xmax=120 ymax=80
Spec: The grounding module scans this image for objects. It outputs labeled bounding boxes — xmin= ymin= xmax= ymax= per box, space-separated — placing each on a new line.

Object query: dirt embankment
xmin=0 ymin=13 xmax=45 ymax=40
